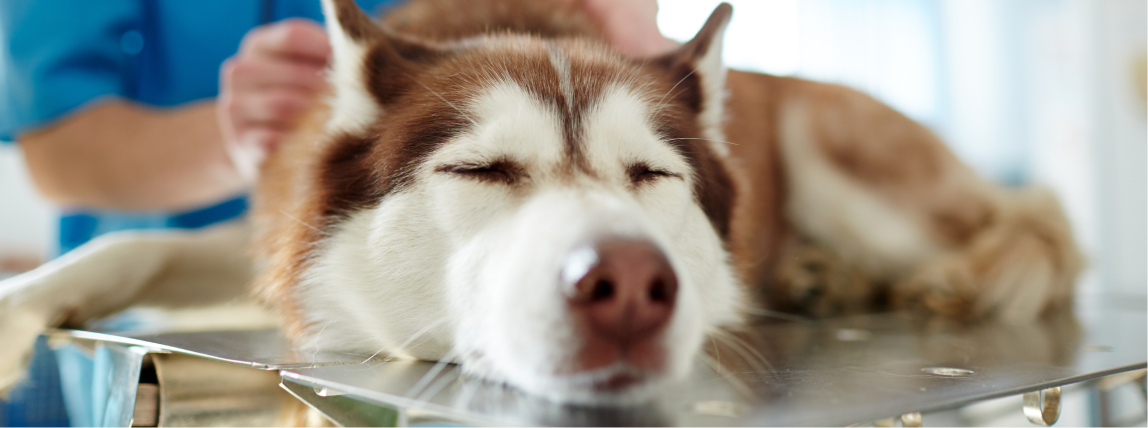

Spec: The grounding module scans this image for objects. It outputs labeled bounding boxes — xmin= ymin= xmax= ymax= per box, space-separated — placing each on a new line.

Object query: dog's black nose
xmin=563 ymin=238 xmax=677 ymax=371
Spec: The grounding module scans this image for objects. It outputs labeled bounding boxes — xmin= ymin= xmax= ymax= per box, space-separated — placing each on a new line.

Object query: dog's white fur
xmin=694 ymin=20 xmax=730 ymax=158
xmin=320 ymin=0 xmax=381 ymax=135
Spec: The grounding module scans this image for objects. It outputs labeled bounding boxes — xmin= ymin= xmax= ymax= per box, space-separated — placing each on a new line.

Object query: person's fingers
xmin=219 ymin=20 xmax=330 ymax=180
xmin=240 ymin=19 xmax=331 ymax=65
xmin=220 ymin=83 xmax=311 ymax=137
xmin=219 ymin=88 xmax=300 ymax=181
xmin=225 ymin=126 xmax=287 ymax=181
xmin=241 ymin=128 xmax=289 ymax=156
xmin=222 ymin=56 xmax=327 ymax=93
xmin=234 ymin=88 xmax=315 ymax=126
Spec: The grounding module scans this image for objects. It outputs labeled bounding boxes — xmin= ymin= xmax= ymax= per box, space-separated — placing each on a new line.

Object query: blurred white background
xmin=1 ymin=0 xmax=1145 ymax=293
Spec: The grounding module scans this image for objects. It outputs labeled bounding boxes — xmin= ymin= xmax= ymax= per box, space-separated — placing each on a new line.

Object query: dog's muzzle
xmin=560 ymin=238 xmax=678 ymax=385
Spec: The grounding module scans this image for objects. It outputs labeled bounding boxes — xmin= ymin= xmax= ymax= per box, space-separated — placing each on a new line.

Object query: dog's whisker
xmin=383 ymin=333 xmax=442 ymax=363
xmin=412 ymin=78 xmax=479 ymax=126
xmin=359 ymin=344 xmax=390 ymax=365
xmin=718 ymin=328 xmax=774 ymax=372
xmin=742 ymin=307 xmax=811 ymax=323
xmin=279 ymin=210 xmax=325 ymax=235
xmin=655 ymin=68 xmax=698 ymax=113
xmin=309 ymin=320 xmax=336 ymax=363
xmin=710 ymin=332 xmax=763 ymax=373
xmin=711 ymin=329 xmax=773 ymax=374
xmin=376 ymin=318 xmax=450 ymax=364
xmin=666 ymin=137 xmax=739 ymax=146
xmin=698 ymin=353 xmax=759 ymax=401
xmin=652 ymin=86 xmax=697 ymax=116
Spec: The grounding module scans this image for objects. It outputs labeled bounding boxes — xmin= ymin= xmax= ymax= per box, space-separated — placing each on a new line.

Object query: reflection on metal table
xmin=49 ymin=293 xmax=1147 ymax=426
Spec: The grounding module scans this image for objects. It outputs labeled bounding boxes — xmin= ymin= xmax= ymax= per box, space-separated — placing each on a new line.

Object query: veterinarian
xmin=0 ymin=0 xmax=673 ymax=425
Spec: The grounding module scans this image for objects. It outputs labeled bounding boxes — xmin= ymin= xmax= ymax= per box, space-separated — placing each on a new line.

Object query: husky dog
xmin=0 ymin=0 xmax=1081 ymax=404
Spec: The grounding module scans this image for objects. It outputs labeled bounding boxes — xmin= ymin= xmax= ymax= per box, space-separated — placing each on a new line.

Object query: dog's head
xmin=297 ymin=0 xmax=742 ymax=403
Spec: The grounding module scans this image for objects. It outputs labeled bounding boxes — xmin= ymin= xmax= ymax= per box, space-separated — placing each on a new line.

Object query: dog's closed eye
xmin=436 ymin=159 xmax=526 ymax=184
xmin=628 ymin=163 xmax=681 ymax=186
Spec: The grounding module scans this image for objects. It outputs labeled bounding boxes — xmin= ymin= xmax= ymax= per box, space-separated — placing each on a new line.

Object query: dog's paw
xmin=892 ymin=218 xmax=1079 ymax=323
xmin=890 ymin=255 xmax=978 ymax=320
xmin=772 ymin=241 xmax=874 ymax=317
xmin=0 ymin=305 xmax=51 ymax=395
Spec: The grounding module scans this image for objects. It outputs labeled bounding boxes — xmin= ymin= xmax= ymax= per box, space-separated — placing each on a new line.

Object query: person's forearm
xmin=20 ymin=99 xmax=246 ymax=211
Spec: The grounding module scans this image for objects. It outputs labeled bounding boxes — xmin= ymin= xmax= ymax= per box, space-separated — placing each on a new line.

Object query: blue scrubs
xmin=0 ymin=0 xmax=398 ymax=425
xmin=0 ymin=0 xmax=398 ymax=254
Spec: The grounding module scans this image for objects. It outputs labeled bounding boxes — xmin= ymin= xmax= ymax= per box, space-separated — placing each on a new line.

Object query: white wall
xmin=1089 ymin=0 xmax=1147 ymax=294
xmin=0 ymin=144 xmax=55 ymax=265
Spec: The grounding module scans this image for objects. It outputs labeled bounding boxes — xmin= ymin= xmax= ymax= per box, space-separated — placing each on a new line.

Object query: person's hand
xmin=572 ymin=0 xmax=678 ymax=57
xmin=218 ymin=19 xmax=330 ymax=180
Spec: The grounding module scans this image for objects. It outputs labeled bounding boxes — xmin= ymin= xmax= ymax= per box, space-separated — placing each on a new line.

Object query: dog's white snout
xmin=560 ymin=238 xmax=678 ymax=378
xmin=451 ymin=186 xmax=701 ymax=400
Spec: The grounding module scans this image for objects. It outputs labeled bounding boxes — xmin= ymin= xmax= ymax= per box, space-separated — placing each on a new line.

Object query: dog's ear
xmin=321 ymin=0 xmax=441 ymax=134
xmin=322 ymin=0 xmax=387 ymax=134
xmin=651 ymin=3 xmax=732 ymax=155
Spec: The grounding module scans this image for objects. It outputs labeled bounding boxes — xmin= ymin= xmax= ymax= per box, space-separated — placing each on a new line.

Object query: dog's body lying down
xmin=0 ymin=0 xmax=1081 ymax=404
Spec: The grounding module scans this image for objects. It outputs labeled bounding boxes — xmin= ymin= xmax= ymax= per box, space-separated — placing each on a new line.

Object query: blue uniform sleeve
xmin=0 ymin=0 xmax=140 ymax=142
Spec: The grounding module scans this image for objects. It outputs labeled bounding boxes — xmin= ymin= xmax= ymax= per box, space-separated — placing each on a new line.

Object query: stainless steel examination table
xmin=45 ymin=293 xmax=1147 ymax=427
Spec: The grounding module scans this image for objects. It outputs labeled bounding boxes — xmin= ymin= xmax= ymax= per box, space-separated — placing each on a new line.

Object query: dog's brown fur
xmin=252 ymin=0 xmax=1083 ymax=339
xmin=724 ymin=75 xmax=1081 ymax=319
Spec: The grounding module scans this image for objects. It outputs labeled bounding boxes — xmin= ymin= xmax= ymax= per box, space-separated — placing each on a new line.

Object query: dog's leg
xmin=769 ymin=235 xmax=875 ymax=317
xmin=776 ymin=82 xmax=1082 ymax=322
xmin=0 ymin=222 xmax=253 ymax=392
xmin=891 ymin=187 xmax=1081 ymax=322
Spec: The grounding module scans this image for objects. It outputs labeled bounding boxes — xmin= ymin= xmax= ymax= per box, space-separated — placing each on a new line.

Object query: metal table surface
xmin=57 ymin=294 xmax=1147 ymax=426
xmin=61 ymin=329 xmax=371 ymax=370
